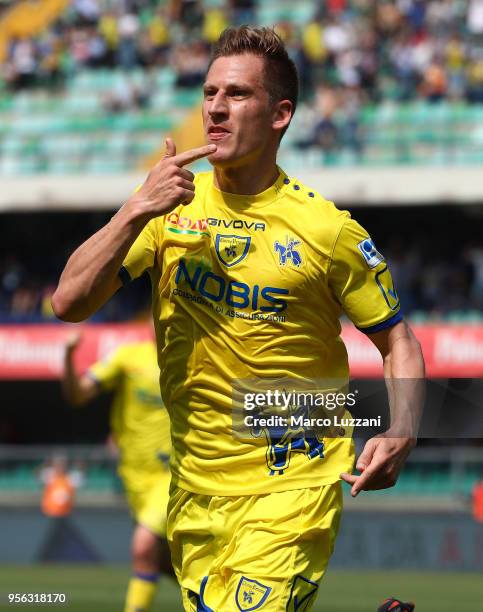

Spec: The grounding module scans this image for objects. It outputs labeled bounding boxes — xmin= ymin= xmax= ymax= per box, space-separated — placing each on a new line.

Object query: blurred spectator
xmin=296 ymin=85 xmax=363 ymax=157
xmin=420 ymin=60 xmax=448 ymax=102
xmin=472 ymin=480 xmax=483 ymax=522
xmin=229 ymin=0 xmax=256 ymax=26
xmin=171 ymin=0 xmax=204 ymax=30
xmin=311 ymin=86 xmax=340 ymax=153
xmin=117 ymin=10 xmax=140 ymax=69
xmin=98 ymin=9 xmax=119 ymax=66
xmin=173 ymin=40 xmax=209 ymax=88
xmin=102 ymin=77 xmax=151 ymax=112
xmin=39 ymin=455 xmax=84 ymax=518
xmin=4 ymin=0 xmax=483 ymax=114
xmin=146 ymin=7 xmax=171 ymax=65
xmin=203 ymin=6 xmax=228 ymax=44
xmin=6 ymin=38 xmax=38 ymax=90
xmin=467 ymin=55 xmax=483 ymax=103
xmin=468 ymin=0 xmax=483 ymax=34
xmin=74 ymin=0 xmax=100 ymax=26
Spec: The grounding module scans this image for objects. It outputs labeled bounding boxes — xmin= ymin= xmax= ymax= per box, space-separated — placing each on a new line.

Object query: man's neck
xmin=213 ymin=163 xmax=280 ymax=196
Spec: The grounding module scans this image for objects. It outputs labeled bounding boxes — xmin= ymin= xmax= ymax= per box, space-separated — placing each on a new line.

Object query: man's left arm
xmin=340 ymin=320 xmax=425 ymax=497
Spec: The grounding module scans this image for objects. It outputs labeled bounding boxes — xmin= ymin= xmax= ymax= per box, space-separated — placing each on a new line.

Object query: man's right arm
xmin=62 ymin=333 xmax=100 ymax=406
xmin=51 ymin=139 xmax=216 ymax=322
xmin=51 ymin=204 xmax=147 ymax=322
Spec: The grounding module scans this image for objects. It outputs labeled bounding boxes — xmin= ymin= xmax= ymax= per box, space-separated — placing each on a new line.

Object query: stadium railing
xmin=0 ymin=444 xmax=481 ymax=510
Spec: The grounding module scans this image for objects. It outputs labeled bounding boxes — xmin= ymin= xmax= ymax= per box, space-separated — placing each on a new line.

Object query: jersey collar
xmin=207 ymin=167 xmax=289 ymax=210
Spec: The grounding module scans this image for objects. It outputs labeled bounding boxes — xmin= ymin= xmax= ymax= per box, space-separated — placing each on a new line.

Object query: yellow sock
xmin=124 ymin=573 xmax=159 ymax=612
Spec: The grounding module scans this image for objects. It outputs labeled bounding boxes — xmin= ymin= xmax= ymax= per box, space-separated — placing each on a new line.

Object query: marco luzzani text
xmin=242 ymin=390 xmax=381 ymax=428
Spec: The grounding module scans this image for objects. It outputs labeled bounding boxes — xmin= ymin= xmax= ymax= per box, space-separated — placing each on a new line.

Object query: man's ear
xmin=272 ymin=99 xmax=293 ymax=133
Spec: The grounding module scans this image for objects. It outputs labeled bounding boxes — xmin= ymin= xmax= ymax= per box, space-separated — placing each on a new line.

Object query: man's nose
xmin=208 ymin=92 xmax=228 ymax=116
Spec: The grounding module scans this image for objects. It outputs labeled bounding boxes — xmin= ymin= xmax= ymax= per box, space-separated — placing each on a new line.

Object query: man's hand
xmin=340 ymin=433 xmax=416 ymax=497
xmin=132 ymin=138 xmax=216 ymax=218
xmin=62 ymin=330 xmax=99 ymax=406
xmin=65 ymin=331 xmax=82 ymax=354
xmin=52 ymin=139 xmax=217 ymax=323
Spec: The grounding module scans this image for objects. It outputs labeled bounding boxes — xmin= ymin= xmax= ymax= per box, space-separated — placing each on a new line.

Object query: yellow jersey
xmin=121 ymin=170 xmax=401 ymax=495
xmin=88 ymin=341 xmax=171 ymax=477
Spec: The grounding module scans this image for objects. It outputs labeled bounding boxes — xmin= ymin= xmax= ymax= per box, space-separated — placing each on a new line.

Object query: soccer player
xmin=62 ymin=331 xmax=172 ymax=612
xmin=52 ymin=26 xmax=425 ymax=611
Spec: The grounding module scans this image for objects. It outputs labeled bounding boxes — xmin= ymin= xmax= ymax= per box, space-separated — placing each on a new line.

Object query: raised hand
xmin=133 ymin=138 xmax=216 ymax=218
xmin=65 ymin=331 xmax=82 ymax=353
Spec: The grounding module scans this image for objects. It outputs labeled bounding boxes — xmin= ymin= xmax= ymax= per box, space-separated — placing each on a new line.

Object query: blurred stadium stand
xmin=0 ymin=444 xmax=481 ymax=506
xmin=2 ymin=0 xmax=483 ymax=173
xmin=0 ymin=0 xmax=482 ymax=570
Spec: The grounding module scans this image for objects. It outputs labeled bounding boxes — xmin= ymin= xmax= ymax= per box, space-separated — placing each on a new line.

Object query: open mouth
xmin=208 ymin=127 xmax=230 ymax=141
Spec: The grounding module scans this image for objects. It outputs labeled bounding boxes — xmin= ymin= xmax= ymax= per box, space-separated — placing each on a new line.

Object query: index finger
xmin=351 ymin=463 xmax=383 ymax=496
xmin=174 ymin=144 xmax=217 ymax=166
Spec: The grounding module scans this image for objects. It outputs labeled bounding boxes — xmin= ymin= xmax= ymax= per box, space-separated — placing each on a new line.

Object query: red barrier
xmin=0 ymin=324 xmax=150 ymax=379
xmin=341 ymin=324 xmax=483 ymax=378
xmin=0 ymin=323 xmax=481 ymax=379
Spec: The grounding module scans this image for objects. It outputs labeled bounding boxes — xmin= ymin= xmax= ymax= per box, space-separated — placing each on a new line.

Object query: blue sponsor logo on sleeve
xmin=357 ymin=238 xmax=384 ymax=268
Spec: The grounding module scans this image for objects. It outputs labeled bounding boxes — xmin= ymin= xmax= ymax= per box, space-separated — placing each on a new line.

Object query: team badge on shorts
xmin=215 ymin=234 xmax=251 ymax=267
xmin=357 ymin=237 xmax=384 ymax=268
xmin=235 ymin=577 xmax=272 ymax=611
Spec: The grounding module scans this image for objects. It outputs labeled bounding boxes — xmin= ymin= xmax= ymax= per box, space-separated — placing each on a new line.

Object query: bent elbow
xmin=51 ymin=291 xmax=85 ymax=323
xmin=51 ymin=291 xmax=70 ymax=321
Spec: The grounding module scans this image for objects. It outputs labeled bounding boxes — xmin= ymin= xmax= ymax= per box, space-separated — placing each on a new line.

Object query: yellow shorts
xmin=167 ymin=481 xmax=343 ymax=611
xmin=122 ymin=468 xmax=171 ymax=538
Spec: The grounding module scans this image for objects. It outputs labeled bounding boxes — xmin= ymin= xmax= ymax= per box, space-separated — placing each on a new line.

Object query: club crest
xmin=215 ymin=234 xmax=251 ymax=267
xmin=235 ymin=577 xmax=272 ymax=611
xmin=274 ymin=236 xmax=303 ymax=267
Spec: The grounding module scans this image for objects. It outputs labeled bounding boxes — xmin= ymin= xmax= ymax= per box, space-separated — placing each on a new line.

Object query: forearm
xmin=384 ymin=328 xmax=425 ymax=438
xmin=52 ymin=200 xmax=150 ymax=322
xmin=62 ymin=350 xmax=85 ymax=406
xmin=342 ymin=323 xmax=426 ymax=495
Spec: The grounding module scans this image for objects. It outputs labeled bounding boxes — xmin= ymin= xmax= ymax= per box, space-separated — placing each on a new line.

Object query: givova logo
xmin=175 ymin=258 xmax=289 ymax=312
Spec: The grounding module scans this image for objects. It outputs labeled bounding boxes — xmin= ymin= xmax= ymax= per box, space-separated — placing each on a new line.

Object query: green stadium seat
xmin=3 ymin=67 xmax=483 ymax=175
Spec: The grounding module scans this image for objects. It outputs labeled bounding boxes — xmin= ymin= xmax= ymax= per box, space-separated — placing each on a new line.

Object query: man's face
xmin=203 ymin=54 xmax=276 ymax=167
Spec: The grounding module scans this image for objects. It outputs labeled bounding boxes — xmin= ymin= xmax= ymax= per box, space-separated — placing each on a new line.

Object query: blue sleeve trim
xmin=118 ymin=265 xmax=132 ymax=287
xmin=134 ymin=571 xmax=159 ymax=583
xmin=357 ymin=311 xmax=403 ymax=335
